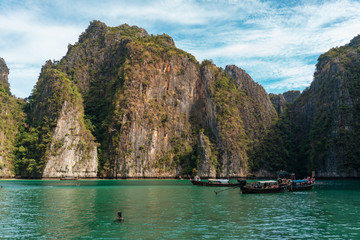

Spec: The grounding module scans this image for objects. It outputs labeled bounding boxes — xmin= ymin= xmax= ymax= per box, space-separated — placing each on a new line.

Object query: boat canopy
xmin=258 ymin=180 xmax=277 ymax=184
xmin=293 ymin=180 xmax=309 ymax=183
xmin=250 ymin=180 xmax=277 ymax=185
xmin=208 ymin=179 xmax=229 ymax=183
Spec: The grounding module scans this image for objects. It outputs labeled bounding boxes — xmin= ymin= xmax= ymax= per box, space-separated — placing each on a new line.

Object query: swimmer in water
xmin=117 ymin=212 xmax=124 ymax=222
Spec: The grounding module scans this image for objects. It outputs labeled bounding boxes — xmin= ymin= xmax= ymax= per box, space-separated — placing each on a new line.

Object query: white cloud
xmin=0 ymin=7 xmax=84 ymax=98
xmin=60 ymin=0 xmax=231 ymax=26
xmin=1 ymin=0 xmax=360 ymax=97
xmin=9 ymin=65 xmax=40 ymax=98
xmin=191 ymin=0 xmax=360 ymax=93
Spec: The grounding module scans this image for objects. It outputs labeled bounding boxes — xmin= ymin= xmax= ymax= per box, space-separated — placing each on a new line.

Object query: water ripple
xmin=0 ymin=180 xmax=359 ymax=239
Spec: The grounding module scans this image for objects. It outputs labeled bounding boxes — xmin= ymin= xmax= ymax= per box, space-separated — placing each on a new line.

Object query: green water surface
xmin=0 ymin=180 xmax=359 ymax=239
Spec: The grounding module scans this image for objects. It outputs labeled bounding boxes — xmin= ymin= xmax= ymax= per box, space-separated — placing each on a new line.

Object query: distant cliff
xmin=0 ymin=58 xmax=24 ymax=177
xmin=252 ymin=35 xmax=360 ymax=177
xmin=296 ymin=35 xmax=360 ymax=177
xmin=269 ymin=90 xmax=300 ymax=115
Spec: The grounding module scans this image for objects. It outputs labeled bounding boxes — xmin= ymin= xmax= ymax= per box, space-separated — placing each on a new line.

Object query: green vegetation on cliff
xmin=0 ymin=58 xmax=25 ymax=176
xmin=2 ymin=21 xmax=360 ymax=178
xmin=14 ymin=61 xmax=94 ymax=177
xmin=315 ymin=35 xmax=360 ymax=174
xmin=53 ymin=20 xmax=201 ymax=177
xmin=201 ymin=61 xmax=249 ymax=172
xmin=251 ymin=35 xmax=360 ymax=177
xmin=0 ymin=88 xmax=24 ymax=174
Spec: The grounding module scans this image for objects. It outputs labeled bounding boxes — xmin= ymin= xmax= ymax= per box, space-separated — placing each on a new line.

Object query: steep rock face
xmin=197 ymin=63 xmax=249 ymax=177
xmin=297 ymin=36 xmax=360 ymax=177
xmin=197 ymin=132 xmax=216 ymax=178
xmin=55 ymin=21 xmax=200 ymax=178
xmin=269 ymin=93 xmax=287 ymax=115
xmin=225 ymin=65 xmax=277 ymax=140
xmin=107 ymin=49 xmax=199 ymax=178
xmin=270 ymin=90 xmax=300 ymax=115
xmin=196 ymin=62 xmax=277 ymax=177
xmin=43 ymin=21 xmax=278 ymax=178
xmin=42 ymin=100 xmax=98 ymax=178
xmin=15 ymin=62 xmax=97 ymax=178
xmin=251 ymin=35 xmax=360 ymax=177
xmin=283 ymin=90 xmax=300 ymax=103
xmin=0 ymin=58 xmax=24 ymax=177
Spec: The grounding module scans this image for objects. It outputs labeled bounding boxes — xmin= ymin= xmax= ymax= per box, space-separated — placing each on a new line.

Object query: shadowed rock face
xmin=0 ymin=58 xmax=11 ymax=176
xmin=197 ymin=133 xmax=217 ymax=178
xmin=283 ymin=91 xmax=300 ymax=103
xmin=270 ymin=90 xmax=300 ymax=115
xmin=291 ymin=36 xmax=360 ymax=177
xmin=253 ymin=35 xmax=360 ymax=178
xmin=225 ymin=65 xmax=277 ymax=137
xmin=0 ymin=58 xmax=24 ymax=178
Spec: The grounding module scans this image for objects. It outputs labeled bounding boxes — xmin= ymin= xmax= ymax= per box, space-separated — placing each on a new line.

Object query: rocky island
xmin=0 ymin=21 xmax=359 ymax=178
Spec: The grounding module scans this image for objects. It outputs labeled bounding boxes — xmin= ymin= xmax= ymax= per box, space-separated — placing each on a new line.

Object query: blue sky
xmin=1 ymin=0 xmax=360 ymax=98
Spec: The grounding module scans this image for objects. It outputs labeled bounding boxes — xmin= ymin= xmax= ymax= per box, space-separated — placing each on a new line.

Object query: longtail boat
xmin=290 ymin=171 xmax=315 ymax=192
xmin=240 ymin=180 xmax=291 ymax=194
xmin=290 ymin=180 xmax=315 ymax=191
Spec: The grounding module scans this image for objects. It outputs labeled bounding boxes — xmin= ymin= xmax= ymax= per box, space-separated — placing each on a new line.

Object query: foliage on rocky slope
xmin=0 ymin=58 xmax=25 ymax=177
xmin=3 ymin=21 xmax=359 ymax=178
xmin=252 ymin=35 xmax=360 ymax=177
xmin=14 ymin=61 xmax=97 ymax=178
xmin=196 ymin=62 xmax=277 ymax=177
xmin=26 ymin=20 xmax=275 ymax=178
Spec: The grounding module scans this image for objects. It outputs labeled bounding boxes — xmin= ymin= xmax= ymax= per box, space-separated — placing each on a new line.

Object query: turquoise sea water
xmin=0 ymin=180 xmax=359 ymax=239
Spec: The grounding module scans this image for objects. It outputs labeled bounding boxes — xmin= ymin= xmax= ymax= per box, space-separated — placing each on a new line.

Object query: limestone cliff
xmin=0 ymin=58 xmax=24 ymax=177
xmin=195 ymin=62 xmax=277 ymax=177
xmin=296 ymin=35 xmax=360 ymax=177
xmin=35 ymin=21 xmax=278 ymax=178
xmin=270 ymin=90 xmax=300 ymax=115
xmin=2 ymin=22 xmax=279 ymax=178
xmin=12 ymin=21 xmax=359 ymax=178
xmin=197 ymin=132 xmax=217 ymax=178
xmin=15 ymin=61 xmax=97 ymax=178
xmin=225 ymin=65 xmax=277 ymax=141
xmin=41 ymin=97 xmax=98 ymax=178
xmin=251 ymin=35 xmax=360 ymax=177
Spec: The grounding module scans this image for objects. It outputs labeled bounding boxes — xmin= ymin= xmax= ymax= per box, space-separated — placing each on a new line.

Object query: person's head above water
xmin=117 ymin=212 xmax=124 ymax=221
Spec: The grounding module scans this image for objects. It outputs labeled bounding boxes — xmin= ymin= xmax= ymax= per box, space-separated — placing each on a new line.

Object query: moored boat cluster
xmin=190 ymin=171 xmax=315 ymax=194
